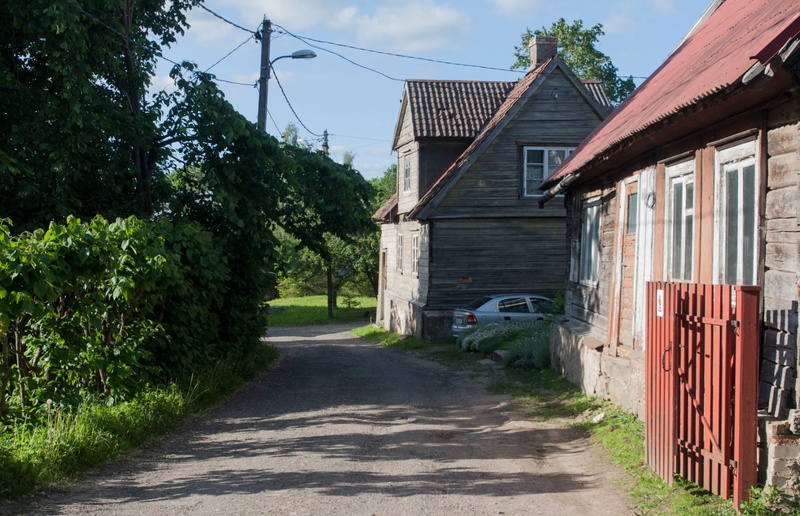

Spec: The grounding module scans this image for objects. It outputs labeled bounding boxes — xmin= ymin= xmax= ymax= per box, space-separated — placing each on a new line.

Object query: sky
xmin=155 ymin=0 xmax=709 ymax=180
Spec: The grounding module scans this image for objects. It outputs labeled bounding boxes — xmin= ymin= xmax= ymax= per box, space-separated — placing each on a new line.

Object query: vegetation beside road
xmin=267 ymin=295 xmax=377 ymax=327
xmin=356 ymin=320 xmax=791 ymax=515
xmin=0 ymin=344 xmax=277 ymax=501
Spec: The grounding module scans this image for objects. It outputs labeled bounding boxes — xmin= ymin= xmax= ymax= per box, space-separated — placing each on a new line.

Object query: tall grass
xmin=0 ymin=343 xmax=278 ymax=500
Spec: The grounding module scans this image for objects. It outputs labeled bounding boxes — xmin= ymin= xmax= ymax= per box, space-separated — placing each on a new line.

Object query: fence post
xmin=732 ymin=285 xmax=761 ymax=508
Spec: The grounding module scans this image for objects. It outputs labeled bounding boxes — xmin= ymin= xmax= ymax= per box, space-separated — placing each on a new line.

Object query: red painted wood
xmin=645 ymin=282 xmax=760 ymax=510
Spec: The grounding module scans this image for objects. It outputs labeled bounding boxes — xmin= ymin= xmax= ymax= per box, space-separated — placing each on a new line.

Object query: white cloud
xmin=602 ymin=11 xmax=636 ymax=35
xmin=185 ymin=9 xmax=237 ymax=43
xmin=217 ymin=0 xmax=354 ymax=30
xmin=485 ymin=0 xmax=546 ymax=15
xmin=210 ymin=0 xmax=470 ymax=53
xmin=651 ymin=0 xmax=676 ymax=14
xmin=343 ymin=2 xmax=472 ymax=53
xmin=149 ymin=74 xmax=178 ymax=93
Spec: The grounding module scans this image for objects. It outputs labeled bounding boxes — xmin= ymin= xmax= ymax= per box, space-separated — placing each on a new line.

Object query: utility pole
xmin=257 ymin=17 xmax=272 ymax=132
xmin=322 ymin=129 xmax=329 ymax=156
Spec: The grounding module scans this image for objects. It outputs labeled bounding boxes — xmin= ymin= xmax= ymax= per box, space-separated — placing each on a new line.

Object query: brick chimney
xmin=529 ymin=36 xmax=558 ymax=70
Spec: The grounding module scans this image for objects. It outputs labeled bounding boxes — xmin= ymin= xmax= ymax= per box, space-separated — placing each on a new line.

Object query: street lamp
xmin=257 ymin=19 xmax=317 ymax=132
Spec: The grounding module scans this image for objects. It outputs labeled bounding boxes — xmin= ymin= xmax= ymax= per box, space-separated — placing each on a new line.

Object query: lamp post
xmin=257 ymin=18 xmax=316 ymax=132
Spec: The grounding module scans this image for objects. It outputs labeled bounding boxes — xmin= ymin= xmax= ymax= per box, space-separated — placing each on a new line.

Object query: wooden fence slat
xmin=645 ymin=281 xmax=760 ymax=510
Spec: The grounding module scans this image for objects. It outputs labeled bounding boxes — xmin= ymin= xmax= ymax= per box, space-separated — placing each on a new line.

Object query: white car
xmin=452 ymin=294 xmax=555 ymax=337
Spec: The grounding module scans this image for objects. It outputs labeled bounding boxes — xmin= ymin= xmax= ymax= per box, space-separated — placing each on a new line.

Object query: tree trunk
xmin=327 ymin=261 xmax=334 ymax=319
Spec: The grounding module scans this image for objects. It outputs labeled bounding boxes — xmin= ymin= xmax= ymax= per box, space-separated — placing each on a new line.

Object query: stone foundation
xmin=550 ymin=316 xmax=645 ymax=420
xmin=762 ymin=419 xmax=800 ymax=496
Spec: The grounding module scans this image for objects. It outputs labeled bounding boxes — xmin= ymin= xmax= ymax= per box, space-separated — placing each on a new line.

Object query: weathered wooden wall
xmin=762 ymin=100 xmax=800 ymax=418
xmin=427 ymin=217 xmax=567 ymax=308
xmin=378 ymin=220 xmax=429 ymax=337
xmin=435 ymin=68 xmax=603 ymax=220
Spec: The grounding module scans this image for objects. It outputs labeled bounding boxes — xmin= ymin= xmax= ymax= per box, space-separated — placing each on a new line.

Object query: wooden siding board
xmin=426 ymin=218 xmax=567 ymax=308
xmin=430 ymin=68 xmax=601 ymax=221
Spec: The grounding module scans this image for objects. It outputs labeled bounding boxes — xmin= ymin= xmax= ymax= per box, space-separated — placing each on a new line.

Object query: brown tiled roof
xmin=405 ymin=80 xmax=515 ymax=140
xmin=407 ymin=59 xmax=552 ymax=220
xmin=407 ymin=57 xmax=611 ymax=220
xmin=372 ymin=192 xmax=397 ymax=222
xmin=542 ymin=0 xmax=800 ymax=189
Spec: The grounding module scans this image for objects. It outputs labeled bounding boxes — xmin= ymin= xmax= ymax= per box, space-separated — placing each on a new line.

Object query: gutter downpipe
xmin=538 ymin=173 xmax=578 ymax=208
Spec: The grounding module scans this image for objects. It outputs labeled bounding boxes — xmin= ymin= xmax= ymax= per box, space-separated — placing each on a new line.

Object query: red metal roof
xmin=543 ymin=0 xmax=800 ymax=188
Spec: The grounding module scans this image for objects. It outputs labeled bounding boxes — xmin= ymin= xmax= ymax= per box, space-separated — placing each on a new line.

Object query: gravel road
xmin=8 ymin=324 xmax=633 ymax=515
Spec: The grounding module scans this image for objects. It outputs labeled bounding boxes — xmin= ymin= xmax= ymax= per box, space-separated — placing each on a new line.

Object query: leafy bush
xmin=457 ymin=321 xmax=551 ymax=369
xmin=0 ymin=216 xmax=236 ymax=422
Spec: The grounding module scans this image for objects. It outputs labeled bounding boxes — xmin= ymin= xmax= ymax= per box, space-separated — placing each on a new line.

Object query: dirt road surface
xmin=9 ymin=324 xmax=633 ymax=515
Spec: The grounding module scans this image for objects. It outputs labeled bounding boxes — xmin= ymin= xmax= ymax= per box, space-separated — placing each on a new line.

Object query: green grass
xmin=267 ymin=295 xmax=377 ymax=327
xmin=354 ymin=320 xmax=792 ymax=516
xmin=0 ymin=343 xmax=278 ymax=501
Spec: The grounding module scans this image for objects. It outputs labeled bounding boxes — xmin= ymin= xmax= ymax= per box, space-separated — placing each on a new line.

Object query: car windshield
xmin=464 ymin=297 xmax=492 ymax=310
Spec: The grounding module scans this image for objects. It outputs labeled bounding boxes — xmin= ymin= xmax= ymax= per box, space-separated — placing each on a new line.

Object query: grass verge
xmin=353 ymin=322 xmax=792 ymax=515
xmin=0 ymin=343 xmax=278 ymax=501
xmin=267 ymin=295 xmax=376 ymax=327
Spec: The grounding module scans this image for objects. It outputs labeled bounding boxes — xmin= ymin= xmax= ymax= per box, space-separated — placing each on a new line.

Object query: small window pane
xmin=547 ymin=149 xmax=567 ymax=175
xmin=684 ymin=214 xmax=694 ymax=281
xmin=527 ymin=149 xmax=544 ymax=163
xmin=626 ymin=192 xmax=638 ymax=234
xmin=742 ymin=164 xmax=756 ymax=284
xmin=671 ymin=183 xmax=683 ymax=280
xmin=725 ymin=168 xmax=739 ymax=284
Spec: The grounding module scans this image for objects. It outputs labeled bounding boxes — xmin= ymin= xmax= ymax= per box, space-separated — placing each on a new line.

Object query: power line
xmin=270 ymin=63 xmax=321 ymax=137
xmin=205 ymin=34 xmax=255 ymax=72
xmin=330 ymin=133 xmax=391 ymax=143
xmin=273 ymin=25 xmax=526 ymax=76
xmin=197 ymin=4 xmax=257 ymax=35
xmin=272 ymin=25 xmax=404 ymax=82
xmin=217 ymin=77 xmax=256 ymax=87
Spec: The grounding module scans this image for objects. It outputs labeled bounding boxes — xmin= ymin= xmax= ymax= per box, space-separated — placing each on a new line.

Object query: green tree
xmin=0 ymin=0 xmax=376 ymax=372
xmin=277 ymin=163 xmax=396 ymax=302
xmin=370 ymin=164 xmax=397 ymax=211
xmin=0 ymin=0 xmax=199 ymax=227
xmin=512 ymin=18 xmax=636 ymax=105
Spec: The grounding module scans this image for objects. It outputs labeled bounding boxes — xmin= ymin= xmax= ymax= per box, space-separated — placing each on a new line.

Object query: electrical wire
xmin=330 ymin=133 xmax=391 ymax=143
xmin=217 ymin=78 xmax=256 ymax=87
xmin=270 ymin=63 xmax=321 ymax=137
xmin=197 ymin=4 xmax=257 ymax=35
xmin=273 ymin=24 xmax=526 ymax=75
xmin=271 ymin=25 xmax=403 ymax=82
xmin=205 ymin=34 xmax=255 ymax=72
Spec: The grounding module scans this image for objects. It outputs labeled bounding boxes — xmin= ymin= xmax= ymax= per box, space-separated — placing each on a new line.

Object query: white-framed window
xmin=665 ymin=159 xmax=695 ymax=282
xmin=523 ymin=146 xmax=574 ymax=196
xmin=396 ymin=234 xmax=403 ymax=272
xmin=715 ymin=140 xmax=758 ymax=285
xmin=403 ymin=156 xmax=411 ymax=193
xmin=579 ymin=198 xmax=601 ymax=285
xmin=411 ymin=233 xmax=419 ymax=275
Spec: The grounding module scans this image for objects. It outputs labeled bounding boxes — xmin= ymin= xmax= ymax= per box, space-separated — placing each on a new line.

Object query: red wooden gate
xmin=645 ymin=282 xmax=761 ymax=508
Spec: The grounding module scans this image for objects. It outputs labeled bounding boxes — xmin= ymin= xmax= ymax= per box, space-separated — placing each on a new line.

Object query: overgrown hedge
xmin=0 ymin=215 xmax=243 ymax=423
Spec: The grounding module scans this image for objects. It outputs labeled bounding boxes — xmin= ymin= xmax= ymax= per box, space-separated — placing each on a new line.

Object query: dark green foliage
xmin=0 ymin=0 xmax=198 ymax=226
xmin=512 ymin=18 xmax=636 ymax=105
xmin=280 ymin=161 xmax=397 ymax=297
xmin=0 ymin=0 xmax=377 ymax=435
xmin=0 ymin=216 xmax=234 ymax=420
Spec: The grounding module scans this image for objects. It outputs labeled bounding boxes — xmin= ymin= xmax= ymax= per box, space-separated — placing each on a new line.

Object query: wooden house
xmin=373 ymin=37 xmax=610 ymax=341
xmin=539 ymin=0 xmax=800 ymax=496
